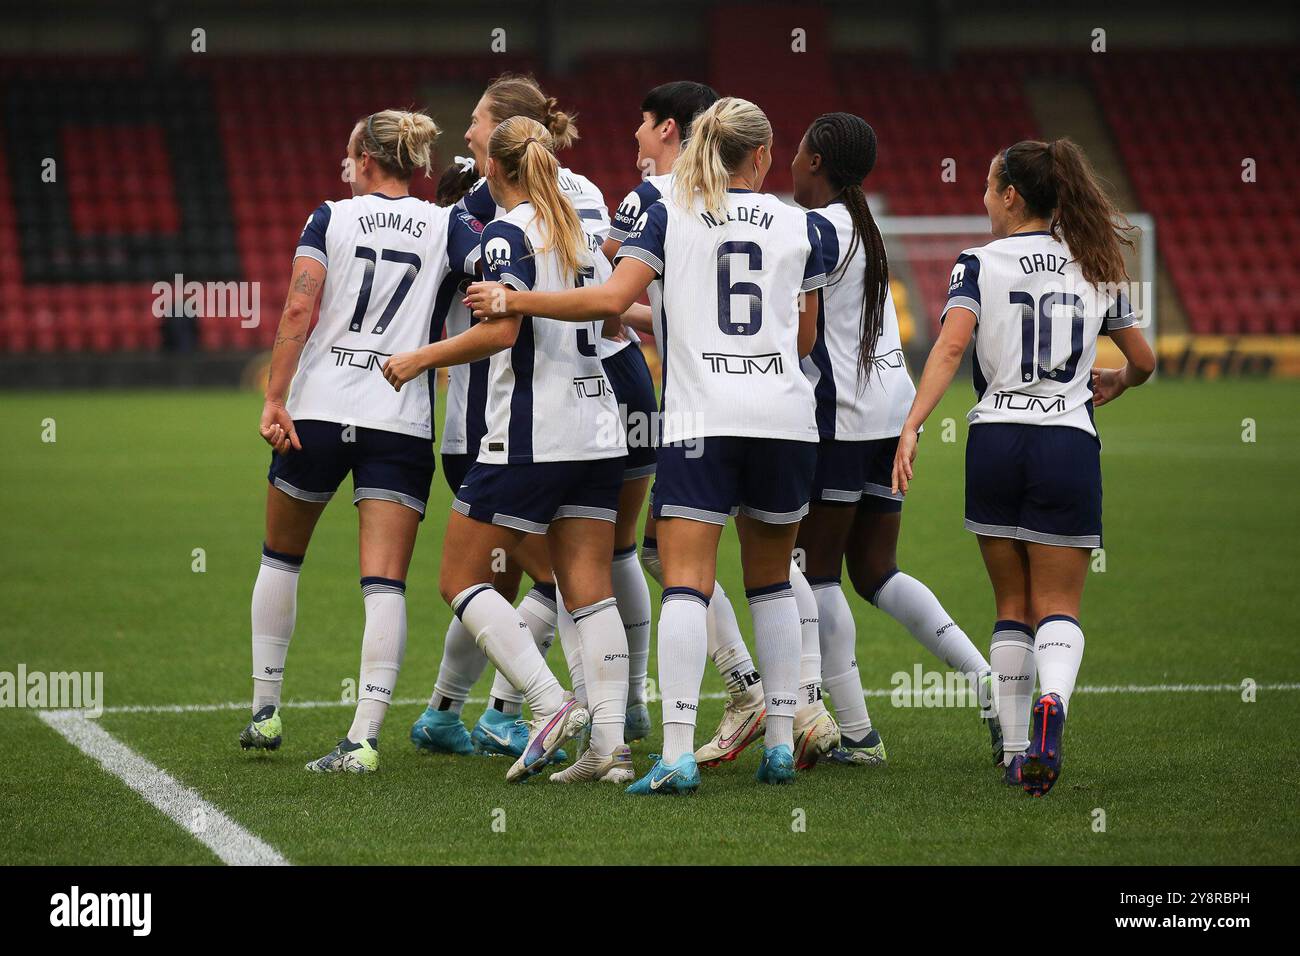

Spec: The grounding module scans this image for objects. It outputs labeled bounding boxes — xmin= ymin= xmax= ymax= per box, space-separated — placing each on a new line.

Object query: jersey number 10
xmin=1010 ymin=290 xmax=1084 ymax=383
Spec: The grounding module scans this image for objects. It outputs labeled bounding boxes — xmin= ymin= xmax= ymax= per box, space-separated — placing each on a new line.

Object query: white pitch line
xmin=37 ymin=709 xmax=289 ymax=867
xmin=90 ymin=681 xmax=1300 ymax=716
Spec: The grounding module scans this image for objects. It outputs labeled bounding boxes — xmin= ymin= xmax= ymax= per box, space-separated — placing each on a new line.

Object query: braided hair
xmin=804 ymin=113 xmax=889 ymax=386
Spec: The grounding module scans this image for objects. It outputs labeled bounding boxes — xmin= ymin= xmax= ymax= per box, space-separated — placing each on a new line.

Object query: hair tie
xmin=366 ymin=114 xmax=376 ymax=145
xmin=523 ymin=136 xmax=539 ymax=146
xmin=454 ymin=155 xmax=476 ymax=172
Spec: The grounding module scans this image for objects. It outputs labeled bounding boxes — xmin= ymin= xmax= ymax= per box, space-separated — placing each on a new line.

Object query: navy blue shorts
xmin=811 ymin=437 xmax=904 ymax=513
xmin=652 ymin=436 xmax=817 ymax=525
xmin=453 ymin=456 xmax=625 ymax=534
xmin=441 ymin=452 xmax=475 ymax=495
xmin=267 ymin=419 xmax=435 ymax=518
xmin=965 ymin=423 xmax=1102 ymax=548
xmin=602 ymin=342 xmax=658 ymax=480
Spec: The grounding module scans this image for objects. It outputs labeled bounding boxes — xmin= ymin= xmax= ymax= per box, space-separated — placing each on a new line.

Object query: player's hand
xmin=260 ymin=400 xmax=301 ymax=455
xmin=464 ymin=281 xmax=512 ymax=320
xmin=1090 ymin=366 xmax=1127 ymax=407
xmin=892 ymin=425 xmax=919 ymax=495
xmin=381 ymin=351 xmax=426 ymax=392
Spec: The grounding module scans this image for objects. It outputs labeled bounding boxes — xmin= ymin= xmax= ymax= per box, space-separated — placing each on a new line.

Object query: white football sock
xmin=348 ymin=578 xmax=407 ymax=744
xmin=557 ymin=598 xmax=586 ymax=707
xmin=430 ymin=616 xmax=487 ymax=715
xmin=251 ymin=545 xmax=302 ymax=715
xmin=658 ymin=587 xmax=709 ymax=762
xmin=790 ymin=563 xmax=823 ymax=712
xmin=613 ymin=545 xmax=652 ymax=707
xmin=811 ymin=578 xmax=873 ymax=739
xmin=709 ymin=580 xmax=764 ymax=707
xmin=747 ymin=582 xmax=799 ymax=751
xmin=873 ymin=569 xmax=989 ymax=676
xmin=990 ymin=620 xmax=1035 ymax=759
xmin=573 ymin=597 xmax=629 ymax=754
xmin=645 ymin=536 xmax=759 ymax=706
xmin=487 ymin=582 xmax=558 ymax=716
xmin=1034 ymin=615 xmax=1086 ymax=715
xmin=453 ymin=584 xmax=563 ymax=717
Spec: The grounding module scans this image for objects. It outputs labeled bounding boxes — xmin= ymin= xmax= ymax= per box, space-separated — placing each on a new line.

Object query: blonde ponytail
xmin=359 ymin=108 xmax=440 ymax=180
xmin=489 ymin=116 xmax=586 ymax=281
xmin=672 ymin=97 xmax=771 ymax=217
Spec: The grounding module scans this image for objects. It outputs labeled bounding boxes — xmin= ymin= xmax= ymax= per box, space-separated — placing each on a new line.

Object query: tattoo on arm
xmin=291 ymin=270 xmax=320 ymax=296
xmin=273 ymin=331 xmax=307 ymax=349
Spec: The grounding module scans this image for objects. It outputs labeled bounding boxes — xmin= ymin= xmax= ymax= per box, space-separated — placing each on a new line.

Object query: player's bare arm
xmin=892 ymin=305 xmax=975 ymax=494
xmin=382 ymin=314 xmax=523 ymax=391
xmin=261 ymin=256 xmax=326 ymax=454
xmin=465 ymin=257 xmax=655 ymax=323
xmin=1091 ymin=324 xmax=1156 ymax=407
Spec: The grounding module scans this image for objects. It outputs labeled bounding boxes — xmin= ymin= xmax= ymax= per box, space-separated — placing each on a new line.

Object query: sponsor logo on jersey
xmin=483 ymin=236 xmax=512 ymax=268
xmin=573 ymin=375 xmax=611 ymax=398
xmin=330 ymin=346 xmax=392 ymax=372
xmin=871 ymin=348 xmax=905 ymax=371
xmin=948 ymin=262 xmax=966 ymax=291
xmin=618 ymin=192 xmax=641 ymax=221
xmin=991 ymin=390 xmax=1067 ymax=413
xmin=701 ymin=351 xmax=784 ymax=375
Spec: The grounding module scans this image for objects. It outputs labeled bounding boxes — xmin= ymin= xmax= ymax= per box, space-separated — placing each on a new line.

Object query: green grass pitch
xmin=1 ymin=379 xmax=1298 ymax=865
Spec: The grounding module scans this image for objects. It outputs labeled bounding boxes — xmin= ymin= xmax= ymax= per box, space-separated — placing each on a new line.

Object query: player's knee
xmin=847 ymin=558 xmax=898 ymax=605
xmin=640 ymin=535 xmax=664 ymax=585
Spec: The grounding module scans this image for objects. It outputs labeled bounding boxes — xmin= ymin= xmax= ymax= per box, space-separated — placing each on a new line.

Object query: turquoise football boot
xmin=625 ymin=753 xmax=700 ymax=796
xmin=473 ymin=707 xmax=567 ymax=763
xmin=410 ymin=707 xmax=475 ymax=755
xmin=755 ymin=744 xmax=796 ymax=784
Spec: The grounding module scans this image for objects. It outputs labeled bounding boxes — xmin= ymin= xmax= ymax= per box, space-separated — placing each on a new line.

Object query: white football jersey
xmin=800 ymin=202 xmax=916 ymax=441
xmin=475 ymin=202 xmax=625 ymax=464
xmin=616 ymin=188 xmax=826 ymax=444
xmin=445 ymin=167 xmax=615 ymax=451
xmin=288 ymin=193 xmax=482 ymax=440
xmin=943 ymin=230 xmax=1136 ymax=436
xmin=437 ymin=296 xmax=486 ymax=455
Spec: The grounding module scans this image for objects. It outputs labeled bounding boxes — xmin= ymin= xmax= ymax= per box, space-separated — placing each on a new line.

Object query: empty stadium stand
xmin=0 ymin=48 xmax=1294 ymax=356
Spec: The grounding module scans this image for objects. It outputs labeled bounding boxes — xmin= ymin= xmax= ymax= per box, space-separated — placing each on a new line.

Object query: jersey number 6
xmin=717 ymin=241 xmax=763 ymax=336
xmin=1010 ymin=290 xmax=1084 ymax=383
xmin=348 ymin=246 xmax=423 ymax=335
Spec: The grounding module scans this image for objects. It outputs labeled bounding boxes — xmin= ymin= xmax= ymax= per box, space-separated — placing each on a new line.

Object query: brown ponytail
xmin=996 ymin=138 xmax=1135 ymax=286
xmin=483 ymin=74 xmax=579 ymax=151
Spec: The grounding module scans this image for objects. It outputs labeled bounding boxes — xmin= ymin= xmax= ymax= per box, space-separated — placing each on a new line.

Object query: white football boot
xmin=793 ymin=702 xmax=840 ymax=770
xmin=695 ymin=695 xmax=766 ymax=767
xmin=505 ymin=698 xmax=589 ymax=783
xmin=549 ymin=744 xmax=634 ymax=783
